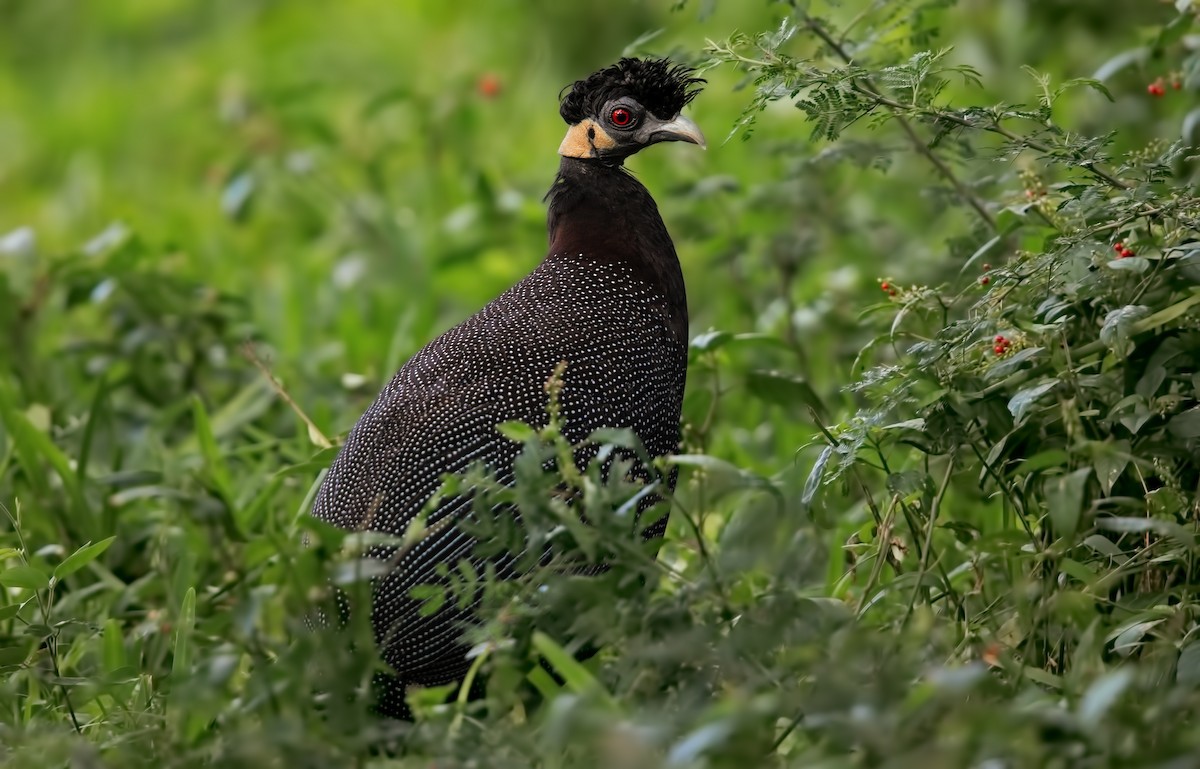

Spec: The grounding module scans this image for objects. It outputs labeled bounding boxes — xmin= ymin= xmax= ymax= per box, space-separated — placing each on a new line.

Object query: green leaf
xmin=103 ymin=618 xmax=127 ymax=675
xmin=1008 ymin=380 xmax=1057 ymax=423
xmin=1110 ymin=619 xmax=1165 ymax=656
xmin=960 ymin=234 xmax=1004 ymax=274
xmin=690 ymin=329 xmax=730 ymax=352
xmin=526 ymin=663 xmax=561 ymax=701
xmin=984 ymin=346 xmax=1043 ymax=380
xmin=1168 ymin=407 xmax=1200 ymax=438
xmin=745 ymin=369 xmax=827 ymax=417
xmin=1183 ymin=107 xmax=1200 ymax=144
xmin=1082 ymin=534 xmax=1128 ymax=564
xmin=1055 ymin=77 xmax=1113 ymax=102
xmin=688 ymin=331 xmax=781 ymax=358
xmin=1131 ymin=290 xmax=1200 ymax=334
xmin=0 ymin=644 xmax=31 ymax=669
xmin=1147 ymin=487 xmax=1187 ymax=518
xmin=1058 ymin=558 xmax=1097 ymax=585
xmin=532 ymin=631 xmax=614 ymax=705
xmin=1090 ymin=440 xmax=1130 ymax=495
xmin=1106 ymin=256 xmax=1150 ymax=272
xmin=1022 ymin=666 xmax=1062 ymax=690
xmin=1013 ymin=449 xmax=1069 ymax=475
xmin=1109 ymin=395 xmax=1154 ymax=435
xmin=54 ymin=535 xmax=116 ymax=580
xmin=191 ymin=395 xmax=233 ymax=502
xmin=1097 ymin=516 xmax=1196 ymax=548
xmin=1092 ymin=47 xmax=1147 ymax=82
xmin=236 ymin=476 xmax=283 ymax=534
xmin=409 ymin=584 xmax=446 ymax=617
xmin=1044 ymin=468 xmax=1091 ymax=538
xmin=1078 ymin=668 xmax=1133 ymax=727
xmin=0 ymin=565 xmax=49 ymax=591
xmin=669 ymin=454 xmax=781 ymax=503
xmin=801 ymin=444 xmax=833 ymax=508
xmin=1177 ymin=643 xmax=1200 ymax=687
xmin=221 ymin=169 xmax=256 ymax=221
xmin=495 ymin=421 xmax=538 ymax=443
xmin=1099 ymin=305 xmax=1149 ymax=357
xmin=172 ymin=587 xmax=196 ymax=679
xmin=1152 ymin=12 xmax=1193 ymax=53
xmin=0 ymin=379 xmax=93 ymax=538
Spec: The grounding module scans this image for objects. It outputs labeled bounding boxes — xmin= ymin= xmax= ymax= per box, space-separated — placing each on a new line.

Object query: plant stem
xmin=802 ymin=17 xmax=999 ymax=232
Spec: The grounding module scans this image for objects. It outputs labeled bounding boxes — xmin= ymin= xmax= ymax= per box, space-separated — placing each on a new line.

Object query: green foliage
xmin=4 ymin=0 xmax=1200 ymax=766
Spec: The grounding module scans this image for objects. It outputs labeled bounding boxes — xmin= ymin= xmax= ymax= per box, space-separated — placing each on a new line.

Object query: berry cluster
xmin=1019 ymin=169 xmax=1046 ymax=200
xmin=1147 ymin=76 xmax=1182 ymax=97
xmin=1113 ymin=241 xmax=1135 ymax=258
xmin=993 ymin=335 xmax=1012 ymax=356
xmin=979 ymin=262 xmax=992 ymax=286
xmin=879 ymin=280 xmax=898 ymax=298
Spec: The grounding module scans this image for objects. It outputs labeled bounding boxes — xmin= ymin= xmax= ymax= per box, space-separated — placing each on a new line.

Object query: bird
xmin=310 ymin=57 xmax=705 ymax=718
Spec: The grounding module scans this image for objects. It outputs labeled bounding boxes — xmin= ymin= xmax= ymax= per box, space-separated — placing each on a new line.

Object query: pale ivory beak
xmin=653 ymin=114 xmax=706 ymax=149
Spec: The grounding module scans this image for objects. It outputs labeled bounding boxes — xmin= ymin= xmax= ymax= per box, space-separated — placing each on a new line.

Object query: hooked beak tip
xmin=657 ymin=114 xmax=706 ymax=150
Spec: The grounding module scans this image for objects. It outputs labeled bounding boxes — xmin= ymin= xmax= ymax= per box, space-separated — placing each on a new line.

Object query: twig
xmin=802 ymin=17 xmax=999 ymax=232
xmin=797 ymin=15 xmax=1133 ymax=193
xmin=902 ymin=458 xmax=956 ymax=626
xmin=856 ymin=493 xmax=900 ymax=616
xmin=843 ymin=81 xmax=1132 ymax=192
xmin=241 ymin=342 xmax=334 ymax=449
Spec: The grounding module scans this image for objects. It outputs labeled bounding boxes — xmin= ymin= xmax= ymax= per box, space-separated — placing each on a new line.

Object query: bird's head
xmin=558 ymin=57 xmax=705 ymax=163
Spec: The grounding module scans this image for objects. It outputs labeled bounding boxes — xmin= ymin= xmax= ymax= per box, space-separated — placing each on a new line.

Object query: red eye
xmin=610 ymin=107 xmax=634 ymax=127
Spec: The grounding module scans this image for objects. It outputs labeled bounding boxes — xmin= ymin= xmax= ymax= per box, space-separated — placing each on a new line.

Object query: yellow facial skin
xmin=558 ymin=119 xmax=618 ymax=159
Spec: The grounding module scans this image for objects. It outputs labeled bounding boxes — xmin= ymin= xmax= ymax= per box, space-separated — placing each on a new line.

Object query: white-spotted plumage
xmin=312 ymin=252 xmax=686 ymax=702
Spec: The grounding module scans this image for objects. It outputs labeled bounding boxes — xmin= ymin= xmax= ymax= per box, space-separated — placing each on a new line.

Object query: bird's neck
xmin=545 ymin=156 xmax=688 ymax=341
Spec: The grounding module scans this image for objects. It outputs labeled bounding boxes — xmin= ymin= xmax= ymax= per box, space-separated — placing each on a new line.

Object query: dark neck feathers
xmin=544 ymin=156 xmax=688 ymax=342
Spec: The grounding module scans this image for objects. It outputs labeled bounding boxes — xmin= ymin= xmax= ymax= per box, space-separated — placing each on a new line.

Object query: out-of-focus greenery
xmin=4 ymin=0 xmax=1200 ymax=766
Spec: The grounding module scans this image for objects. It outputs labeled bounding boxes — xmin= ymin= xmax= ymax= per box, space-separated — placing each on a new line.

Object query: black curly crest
xmin=559 ymin=58 xmax=704 ymax=124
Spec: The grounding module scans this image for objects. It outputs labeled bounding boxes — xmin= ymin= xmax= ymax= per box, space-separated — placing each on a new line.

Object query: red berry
xmin=1113 ymin=242 xmax=1124 ymax=252
xmin=994 ymin=346 xmax=1004 ymax=355
xmin=880 ymin=282 xmax=890 ymax=291
xmin=477 ymin=73 xmax=502 ymax=99
xmin=980 ymin=276 xmax=991 ymax=285
xmin=1121 ymin=248 xmax=1134 ymax=258
xmin=889 ymin=290 xmax=897 ymax=297
xmin=982 ymin=263 xmax=991 ymax=271
xmin=1173 ymin=80 xmax=1182 ymax=91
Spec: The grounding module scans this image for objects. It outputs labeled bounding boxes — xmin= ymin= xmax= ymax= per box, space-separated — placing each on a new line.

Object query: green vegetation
xmin=4 ymin=0 xmax=1200 ymax=765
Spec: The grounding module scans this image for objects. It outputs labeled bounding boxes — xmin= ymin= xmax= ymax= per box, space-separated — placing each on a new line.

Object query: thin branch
xmin=903 ymin=458 xmax=956 ymax=626
xmin=803 ymin=17 xmax=999 ymax=232
xmin=799 ymin=16 xmax=1133 ymax=193
xmin=242 ymin=342 xmax=334 ymax=449
xmin=845 ymin=80 xmax=1132 ymax=191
